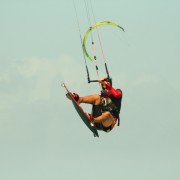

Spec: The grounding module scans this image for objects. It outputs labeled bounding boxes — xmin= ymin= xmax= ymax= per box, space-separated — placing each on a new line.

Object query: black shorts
xmin=92 ymin=105 xmax=112 ymax=133
xmin=94 ymin=123 xmax=112 ymax=132
xmin=92 ymin=104 xmax=102 ymax=118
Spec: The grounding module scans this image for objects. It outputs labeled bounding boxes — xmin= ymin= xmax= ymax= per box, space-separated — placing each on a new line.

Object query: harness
xmin=94 ymin=123 xmax=112 ymax=133
xmin=101 ymin=96 xmax=121 ymax=126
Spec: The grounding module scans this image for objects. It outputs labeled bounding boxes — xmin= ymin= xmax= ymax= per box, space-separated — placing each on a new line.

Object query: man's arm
xmin=106 ymin=83 xmax=122 ymax=98
xmin=98 ymin=78 xmax=122 ymax=98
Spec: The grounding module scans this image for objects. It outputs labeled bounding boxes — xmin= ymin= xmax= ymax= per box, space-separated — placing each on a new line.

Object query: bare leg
xmin=93 ymin=111 xmax=114 ymax=127
xmin=79 ymin=94 xmax=115 ymax=128
xmin=67 ymin=93 xmax=101 ymax=105
xmin=78 ymin=94 xmax=101 ymax=105
xmin=67 ymin=93 xmax=116 ymax=128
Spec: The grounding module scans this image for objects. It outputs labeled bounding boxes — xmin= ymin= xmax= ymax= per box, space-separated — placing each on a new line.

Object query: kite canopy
xmin=82 ymin=21 xmax=125 ymax=62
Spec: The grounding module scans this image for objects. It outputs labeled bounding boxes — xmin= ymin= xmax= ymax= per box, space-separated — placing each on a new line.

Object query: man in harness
xmin=67 ymin=78 xmax=122 ymax=133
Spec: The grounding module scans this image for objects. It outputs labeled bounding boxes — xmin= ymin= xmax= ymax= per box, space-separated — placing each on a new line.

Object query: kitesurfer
xmin=66 ymin=78 xmax=122 ymax=132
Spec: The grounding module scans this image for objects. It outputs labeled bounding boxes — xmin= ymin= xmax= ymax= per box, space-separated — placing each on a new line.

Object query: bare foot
xmin=66 ymin=92 xmax=79 ymax=102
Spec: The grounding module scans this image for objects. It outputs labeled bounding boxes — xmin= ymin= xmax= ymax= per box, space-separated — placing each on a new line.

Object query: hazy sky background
xmin=0 ymin=0 xmax=180 ymax=180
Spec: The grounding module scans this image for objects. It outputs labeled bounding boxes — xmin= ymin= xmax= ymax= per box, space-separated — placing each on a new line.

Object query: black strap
xmin=117 ymin=115 xmax=120 ymax=126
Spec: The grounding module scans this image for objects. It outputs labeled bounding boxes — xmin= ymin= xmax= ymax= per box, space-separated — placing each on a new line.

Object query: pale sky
xmin=0 ymin=0 xmax=180 ymax=180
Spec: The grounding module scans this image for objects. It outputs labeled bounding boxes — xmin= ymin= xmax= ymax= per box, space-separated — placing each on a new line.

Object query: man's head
xmin=103 ymin=78 xmax=112 ymax=86
xmin=101 ymin=78 xmax=112 ymax=90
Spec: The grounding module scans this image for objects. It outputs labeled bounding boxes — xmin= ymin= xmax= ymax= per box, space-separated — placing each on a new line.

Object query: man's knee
xmin=104 ymin=111 xmax=112 ymax=118
xmin=94 ymin=94 xmax=101 ymax=105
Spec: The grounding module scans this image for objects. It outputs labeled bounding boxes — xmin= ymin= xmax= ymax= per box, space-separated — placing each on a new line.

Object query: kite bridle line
xmin=73 ymin=1 xmax=125 ymax=84
xmin=84 ymin=0 xmax=101 ymax=84
xmin=73 ymin=0 xmax=91 ymax=83
xmin=88 ymin=0 xmax=101 ymax=83
xmin=95 ymin=23 xmax=109 ymax=79
xmin=83 ymin=0 xmax=111 ymax=83
xmin=73 ymin=0 xmax=100 ymax=84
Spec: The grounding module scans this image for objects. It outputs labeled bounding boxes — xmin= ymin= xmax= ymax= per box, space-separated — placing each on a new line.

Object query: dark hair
xmin=103 ymin=78 xmax=112 ymax=86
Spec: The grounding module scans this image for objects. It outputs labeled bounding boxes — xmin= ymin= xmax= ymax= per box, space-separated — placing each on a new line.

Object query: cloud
xmin=0 ymin=55 xmax=85 ymax=112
